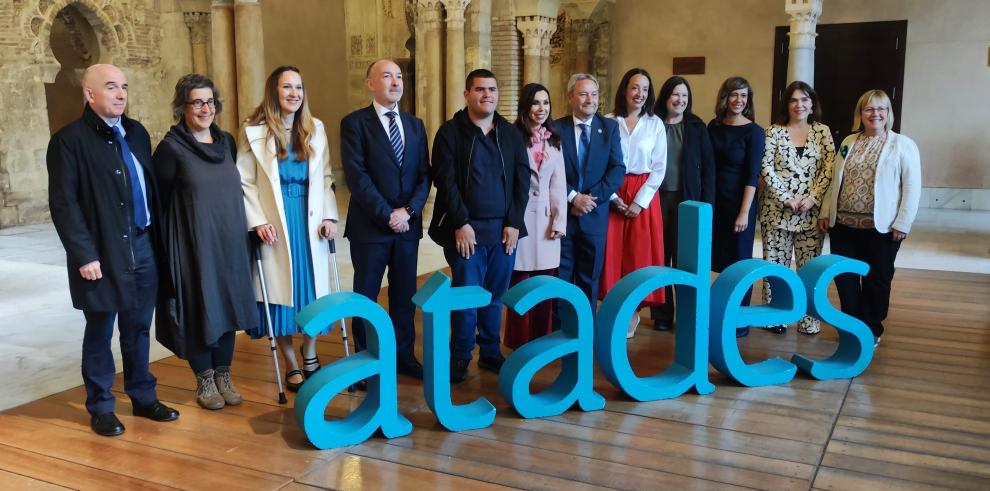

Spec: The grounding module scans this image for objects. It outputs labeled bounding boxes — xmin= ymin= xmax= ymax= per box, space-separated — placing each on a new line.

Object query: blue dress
xmin=707 ymin=121 xmax=765 ymax=275
xmin=250 ymin=147 xmax=320 ymax=337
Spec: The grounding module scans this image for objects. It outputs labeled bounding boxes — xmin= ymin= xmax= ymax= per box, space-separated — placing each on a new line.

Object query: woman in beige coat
xmin=237 ymin=65 xmax=339 ymax=391
xmin=503 ymin=83 xmax=567 ymax=349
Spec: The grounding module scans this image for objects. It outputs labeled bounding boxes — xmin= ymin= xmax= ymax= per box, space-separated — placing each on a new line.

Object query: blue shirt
xmin=106 ymin=118 xmax=151 ymax=227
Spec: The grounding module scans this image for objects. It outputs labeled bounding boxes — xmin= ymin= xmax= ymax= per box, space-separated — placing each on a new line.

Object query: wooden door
xmin=772 ymin=21 xmax=907 ymax=143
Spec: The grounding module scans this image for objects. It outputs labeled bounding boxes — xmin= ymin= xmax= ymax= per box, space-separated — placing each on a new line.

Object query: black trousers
xmin=187 ymin=331 xmax=237 ymax=374
xmin=350 ymin=238 xmax=419 ymax=363
xmin=652 ymin=190 xmax=682 ymax=323
xmin=828 ymin=223 xmax=902 ymax=338
xmin=81 ymin=232 xmax=158 ymax=415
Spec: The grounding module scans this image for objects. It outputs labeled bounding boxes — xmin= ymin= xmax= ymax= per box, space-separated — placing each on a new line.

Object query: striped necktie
xmin=386 ymin=111 xmax=403 ymax=165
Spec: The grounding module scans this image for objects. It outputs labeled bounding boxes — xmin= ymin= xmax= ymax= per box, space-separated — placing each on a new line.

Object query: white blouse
xmin=605 ymin=113 xmax=667 ymax=208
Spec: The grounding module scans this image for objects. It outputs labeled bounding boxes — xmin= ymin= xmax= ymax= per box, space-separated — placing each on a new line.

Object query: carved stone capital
xmin=184 ymin=11 xmax=210 ymax=44
xmin=418 ymin=0 xmax=443 ymax=27
xmin=440 ymin=0 xmax=471 ymax=26
xmin=516 ymin=15 xmax=557 ymax=50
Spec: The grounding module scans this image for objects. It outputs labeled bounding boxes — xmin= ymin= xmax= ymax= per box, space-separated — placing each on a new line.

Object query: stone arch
xmin=30 ymin=0 xmax=126 ymax=82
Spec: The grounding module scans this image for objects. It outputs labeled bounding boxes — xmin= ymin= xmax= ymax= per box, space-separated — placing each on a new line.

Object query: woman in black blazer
xmin=650 ymin=76 xmax=716 ymax=330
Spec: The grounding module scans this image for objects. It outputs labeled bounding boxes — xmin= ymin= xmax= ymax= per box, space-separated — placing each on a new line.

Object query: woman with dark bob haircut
xmin=601 ymin=67 xmax=668 ymax=338
xmin=503 ymin=83 xmax=567 ymax=349
xmin=758 ymin=81 xmax=835 ymax=335
xmin=152 ymin=73 xmax=257 ymax=409
xmin=708 ymin=76 xmax=765 ymax=337
xmin=648 ymin=76 xmax=716 ymax=331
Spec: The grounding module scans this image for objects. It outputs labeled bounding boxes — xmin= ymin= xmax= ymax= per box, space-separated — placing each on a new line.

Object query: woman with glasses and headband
xmin=237 ymin=66 xmax=339 ymax=392
xmin=758 ymin=81 xmax=834 ymax=335
xmin=152 ymin=74 xmax=257 ymax=410
xmin=818 ymin=89 xmax=920 ymax=347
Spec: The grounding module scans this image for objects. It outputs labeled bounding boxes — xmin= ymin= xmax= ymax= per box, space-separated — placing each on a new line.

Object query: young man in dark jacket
xmin=428 ymin=69 xmax=530 ymax=383
xmin=47 ymin=64 xmax=179 ymax=436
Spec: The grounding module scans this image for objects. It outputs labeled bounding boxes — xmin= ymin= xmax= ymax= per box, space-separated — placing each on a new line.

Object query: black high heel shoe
xmin=300 ymin=345 xmax=321 ymax=379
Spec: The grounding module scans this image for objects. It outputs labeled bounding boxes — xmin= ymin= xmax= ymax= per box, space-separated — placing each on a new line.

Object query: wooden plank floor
xmin=2 ymin=268 xmax=988 ymax=490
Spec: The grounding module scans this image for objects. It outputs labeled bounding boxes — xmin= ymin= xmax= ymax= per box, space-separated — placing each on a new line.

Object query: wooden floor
xmin=1 ymin=268 xmax=988 ymax=490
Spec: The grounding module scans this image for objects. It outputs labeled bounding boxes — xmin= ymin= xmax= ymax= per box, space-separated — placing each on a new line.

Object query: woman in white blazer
xmin=818 ymin=89 xmax=920 ymax=347
xmin=237 ymin=65 xmax=339 ymax=391
xmin=503 ymin=83 xmax=567 ymax=350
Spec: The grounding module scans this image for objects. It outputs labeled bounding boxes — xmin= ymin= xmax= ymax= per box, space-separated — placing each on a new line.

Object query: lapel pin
xmin=597 ymin=128 xmax=602 ymax=134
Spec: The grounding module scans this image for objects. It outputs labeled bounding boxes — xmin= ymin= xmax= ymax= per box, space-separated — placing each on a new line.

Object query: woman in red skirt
xmin=601 ymin=68 xmax=667 ymax=339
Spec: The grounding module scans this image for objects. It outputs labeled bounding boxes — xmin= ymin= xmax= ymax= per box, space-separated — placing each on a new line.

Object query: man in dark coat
xmin=428 ymin=68 xmax=531 ymax=383
xmin=47 ymin=64 xmax=179 ymax=436
xmin=555 ymin=73 xmax=625 ymax=313
xmin=341 ymin=59 xmax=431 ymax=383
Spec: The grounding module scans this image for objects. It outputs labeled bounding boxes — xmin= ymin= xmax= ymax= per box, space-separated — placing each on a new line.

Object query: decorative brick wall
xmin=490 ymin=15 xmax=520 ymax=121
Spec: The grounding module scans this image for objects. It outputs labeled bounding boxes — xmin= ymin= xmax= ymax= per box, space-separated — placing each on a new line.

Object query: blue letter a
xmin=791 ymin=255 xmax=874 ymax=379
xmin=498 ymin=275 xmax=605 ymax=418
xmin=412 ymin=272 xmax=496 ymax=431
xmin=595 ymin=201 xmax=716 ymax=400
xmin=293 ymin=292 xmax=412 ymax=449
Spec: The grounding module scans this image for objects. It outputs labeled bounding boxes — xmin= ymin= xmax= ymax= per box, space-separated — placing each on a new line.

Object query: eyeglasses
xmin=186 ymin=98 xmax=216 ymax=109
xmin=863 ymin=106 xmax=888 ymax=114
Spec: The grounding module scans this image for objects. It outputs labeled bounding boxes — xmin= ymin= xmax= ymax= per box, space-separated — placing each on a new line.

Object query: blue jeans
xmin=444 ymin=244 xmax=515 ymax=361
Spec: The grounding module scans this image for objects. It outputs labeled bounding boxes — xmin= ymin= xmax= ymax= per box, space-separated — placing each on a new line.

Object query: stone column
xmin=234 ymin=0 xmax=265 ymax=122
xmin=516 ymin=15 xmax=554 ymax=85
xmin=785 ymin=0 xmax=823 ymax=85
xmin=571 ymin=19 xmax=594 ymax=74
xmin=184 ymin=11 xmax=210 ymax=75
xmin=211 ymin=0 xmax=238 ymax=131
xmin=442 ymin=0 xmax=471 ymax=118
xmin=464 ymin=0 xmax=491 ymax=72
xmin=539 ymin=17 xmax=557 ymax=88
xmin=417 ymin=1 xmax=444 ymax=141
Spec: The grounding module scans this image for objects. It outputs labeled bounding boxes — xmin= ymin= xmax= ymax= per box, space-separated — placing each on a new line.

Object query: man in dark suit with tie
xmin=555 ymin=73 xmax=626 ymax=311
xmin=47 ymin=64 xmax=179 ymax=436
xmin=341 ymin=59 xmax=431 ymax=381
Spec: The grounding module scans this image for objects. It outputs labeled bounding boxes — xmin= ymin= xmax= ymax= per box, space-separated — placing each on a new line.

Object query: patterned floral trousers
xmin=761 ymin=226 xmax=824 ymax=333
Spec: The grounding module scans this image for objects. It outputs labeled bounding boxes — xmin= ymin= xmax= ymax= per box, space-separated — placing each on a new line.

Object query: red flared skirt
xmin=598 ymin=173 xmax=665 ymax=305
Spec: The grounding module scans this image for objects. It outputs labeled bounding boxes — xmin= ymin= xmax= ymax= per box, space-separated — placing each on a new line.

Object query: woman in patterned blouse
xmin=759 ymin=81 xmax=835 ymax=335
xmin=818 ymin=90 xmax=921 ymax=347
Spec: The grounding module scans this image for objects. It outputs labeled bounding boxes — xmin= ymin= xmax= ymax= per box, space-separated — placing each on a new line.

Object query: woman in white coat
xmin=503 ymin=83 xmax=567 ymax=349
xmin=818 ymin=89 xmax=920 ymax=347
xmin=237 ymin=65 xmax=339 ymax=391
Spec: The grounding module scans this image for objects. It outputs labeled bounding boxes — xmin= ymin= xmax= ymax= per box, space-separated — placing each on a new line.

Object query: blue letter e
xmin=293 ymin=292 xmax=412 ymax=449
xmin=498 ymin=275 xmax=605 ymax=418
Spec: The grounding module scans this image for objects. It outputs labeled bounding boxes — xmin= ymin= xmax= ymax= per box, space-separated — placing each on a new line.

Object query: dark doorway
xmin=45 ymin=4 xmax=102 ymax=135
xmin=772 ymin=21 xmax=907 ymax=143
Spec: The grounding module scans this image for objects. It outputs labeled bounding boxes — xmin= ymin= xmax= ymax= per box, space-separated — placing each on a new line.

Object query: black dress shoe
xmin=353 ymin=380 xmax=368 ymax=391
xmin=768 ymin=325 xmax=787 ymax=335
xmin=478 ymin=354 xmax=506 ymax=374
xmin=736 ymin=326 xmax=750 ymax=338
xmin=450 ymin=359 xmax=470 ymax=384
xmin=132 ymin=401 xmax=179 ymax=422
xmin=91 ymin=412 xmax=125 ymax=436
xmin=653 ymin=319 xmax=673 ymax=331
xmin=397 ymin=359 xmax=424 ymax=380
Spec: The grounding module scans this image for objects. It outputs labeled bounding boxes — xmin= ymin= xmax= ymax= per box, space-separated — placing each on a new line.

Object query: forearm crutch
xmin=328 ymin=239 xmax=356 ymax=393
xmin=254 ymin=240 xmax=288 ymax=404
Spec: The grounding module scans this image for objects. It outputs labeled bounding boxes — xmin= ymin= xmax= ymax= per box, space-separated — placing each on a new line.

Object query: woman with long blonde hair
xmin=237 ymin=65 xmax=339 ymax=391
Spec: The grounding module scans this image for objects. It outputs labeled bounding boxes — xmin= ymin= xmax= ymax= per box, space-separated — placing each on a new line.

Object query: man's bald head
xmin=365 ymin=59 xmax=403 ymax=107
xmin=82 ymin=64 xmax=128 ymax=120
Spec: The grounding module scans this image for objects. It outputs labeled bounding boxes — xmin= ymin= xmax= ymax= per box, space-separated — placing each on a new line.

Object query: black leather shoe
xmin=353 ymin=380 xmax=368 ymax=391
xmin=478 ymin=354 xmax=506 ymax=374
xmin=132 ymin=401 xmax=179 ymax=422
xmin=450 ymin=359 xmax=470 ymax=384
xmin=91 ymin=412 xmax=125 ymax=436
xmin=736 ymin=327 xmax=750 ymax=338
xmin=768 ymin=325 xmax=787 ymax=335
xmin=397 ymin=359 xmax=424 ymax=380
xmin=653 ymin=319 xmax=673 ymax=331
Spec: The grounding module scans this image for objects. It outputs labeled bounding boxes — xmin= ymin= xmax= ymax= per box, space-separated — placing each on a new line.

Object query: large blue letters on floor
xmin=293 ymin=202 xmax=873 ymax=449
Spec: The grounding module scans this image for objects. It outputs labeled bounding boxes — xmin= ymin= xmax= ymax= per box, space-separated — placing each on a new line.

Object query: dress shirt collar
xmin=372 ymin=99 xmax=399 ymax=118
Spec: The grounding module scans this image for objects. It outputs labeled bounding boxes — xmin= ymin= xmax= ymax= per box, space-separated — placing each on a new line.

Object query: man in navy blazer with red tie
xmin=555 ymin=73 xmax=626 ymax=310
xmin=341 ymin=59 xmax=431 ymax=380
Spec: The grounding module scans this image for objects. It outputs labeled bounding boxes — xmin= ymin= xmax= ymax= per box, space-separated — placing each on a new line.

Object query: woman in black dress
xmin=708 ymin=76 xmax=765 ymax=337
xmin=153 ymin=74 xmax=257 ymax=409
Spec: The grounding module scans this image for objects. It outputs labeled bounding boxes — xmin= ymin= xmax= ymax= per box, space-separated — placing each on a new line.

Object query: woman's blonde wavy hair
xmin=244 ymin=65 xmax=315 ymax=162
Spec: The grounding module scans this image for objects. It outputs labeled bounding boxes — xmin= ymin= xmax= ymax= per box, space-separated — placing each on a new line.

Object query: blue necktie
xmin=112 ymin=126 xmax=148 ymax=229
xmin=386 ymin=111 xmax=404 ymax=165
xmin=577 ymin=123 xmax=590 ymax=191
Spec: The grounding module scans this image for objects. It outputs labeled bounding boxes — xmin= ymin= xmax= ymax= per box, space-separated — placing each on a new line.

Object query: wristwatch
xmin=404 ymin=205 xmax=415 ymax=218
